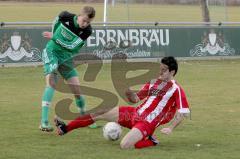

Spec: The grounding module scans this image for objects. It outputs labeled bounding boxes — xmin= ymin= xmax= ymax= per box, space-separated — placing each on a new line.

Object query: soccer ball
xmin=103 ymin=122 xmax=122 ymax=141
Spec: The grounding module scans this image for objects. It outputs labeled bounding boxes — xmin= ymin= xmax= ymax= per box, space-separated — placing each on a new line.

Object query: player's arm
xmin=53 ymin=11 xmax=71 ymax=33
xmin=125 ymin=81 xmax=150 ymax=103
xmin=42 ymin=11 xmax=64 ymax=39
xmin=161 ymin=86 xmax=190 ymax=135
xmin=160 ymin=112 xmax=189 ymax=135
xmin=42 ymin=11 xmax=73 ymax=40
xmin=42 ymin=32 xmax=52 ymax=39
xmin=125 ymin=88 xmax=140 ymax=103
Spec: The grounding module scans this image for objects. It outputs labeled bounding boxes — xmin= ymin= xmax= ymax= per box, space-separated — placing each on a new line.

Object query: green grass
xmin=0 ymin=2 xmax=240 ymax=22
xmin=0 ymin=60 xmax=240 ymax=159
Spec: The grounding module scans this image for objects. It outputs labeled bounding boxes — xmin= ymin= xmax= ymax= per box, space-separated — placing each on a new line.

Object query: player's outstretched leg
xmin=67 ymin=76 xmax=98 ymax=129
xmin=54 ymin=114 xmax=95 ymax=135
xmin=54 ymin=107 xmax=119 ymax=135
xmin=54 ymin=116 xmax=67 ymax=135
xmin=75 ymin=95 xmax=98 ymax=129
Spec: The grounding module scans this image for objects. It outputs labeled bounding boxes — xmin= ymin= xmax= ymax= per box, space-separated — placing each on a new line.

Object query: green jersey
xmin=46 ymin=11 xmax=92 ymax=55
xmin=42 ymin=11 xmax=92 ymax=79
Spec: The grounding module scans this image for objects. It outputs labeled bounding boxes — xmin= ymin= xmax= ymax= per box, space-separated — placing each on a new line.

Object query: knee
xmin=120 ymin=140 xmax=133 ymax=149
xmin=46 ymin=74 xmax=57 ymax=89
xmin=74 ymin=94 xmax=81 ymax=99
xmin=48 ymin=80 xmax=56 ymax=89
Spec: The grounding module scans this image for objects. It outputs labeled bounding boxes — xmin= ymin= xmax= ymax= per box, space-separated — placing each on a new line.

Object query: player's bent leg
xmin=148 ymin=135 xmax=159 ymax=145
xmin=66 ymin=76 xmax=84 ymax=113
xmin=66 ymin=76 xmax=80 ymax=96
xmin=120 ymin=128 xmax=143 ymax=149
xmin=67 ymin=76 xmax=98 ymax=128
xmin=120 ymin=120 xmax=158 ymax=149
xmin=133 ymin=122 xmax=158 ymax=149
xmin=40 ymin=73 xmax=58 ymax=132
xmin=46 ymin=73 xmax=58 ymax=88
xmin=54 ymin=116 xmax=67 ymax=135
xmin=134 ymin=135 xmax=159 ymax=149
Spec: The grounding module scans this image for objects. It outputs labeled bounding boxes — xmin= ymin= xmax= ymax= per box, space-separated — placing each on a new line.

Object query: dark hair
xmin=81 ymin=6 xmax=96 ymax=19
xmin=161 ymin=56 xmax=178 ymax=76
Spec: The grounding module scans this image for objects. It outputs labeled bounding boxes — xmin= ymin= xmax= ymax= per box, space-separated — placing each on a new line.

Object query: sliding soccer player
xmin=55 ymin=56 xmax=190 ymax=149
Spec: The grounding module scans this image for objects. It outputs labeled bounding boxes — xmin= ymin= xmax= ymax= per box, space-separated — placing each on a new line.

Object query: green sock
xmin=41 ymin=86 xmax=55 ymax=124
xmin=76 ymin=96 xmax=97 ymax=128
xmin=75 ymin=96 xmax=85 ymax=115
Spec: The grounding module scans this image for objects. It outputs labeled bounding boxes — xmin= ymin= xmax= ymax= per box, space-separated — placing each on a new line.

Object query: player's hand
xmin=125 ymin=88 xmax=138 ymax=103
xmin=42 ymin=31 xmax=53 ymax=39
xmin=125 ymin=88 xmax=134 ymax=97
xmin=160 ymin=127 xmax=172 ymax=135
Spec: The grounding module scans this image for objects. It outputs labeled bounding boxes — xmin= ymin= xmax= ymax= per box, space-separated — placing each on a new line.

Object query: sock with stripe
xmin=66 ymin=114 xmax=94 ymax=132
xmin=75 ymin=96 xmax=85 ymax=115
xmin=75 ymin=96 xmax=98 ymax=129
xmin=41 ymin=86 xmax=55 ymax=124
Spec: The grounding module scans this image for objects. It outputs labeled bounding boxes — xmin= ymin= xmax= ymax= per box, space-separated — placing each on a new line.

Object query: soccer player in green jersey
xmin=40 ymin=6 xmax=97 ymax=131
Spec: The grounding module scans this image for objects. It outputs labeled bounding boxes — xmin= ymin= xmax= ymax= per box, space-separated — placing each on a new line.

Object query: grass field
xmin=0 ymin=2 xmax=240 ymax=22
xmin=0 ymin=60 xmax=240 ymax=159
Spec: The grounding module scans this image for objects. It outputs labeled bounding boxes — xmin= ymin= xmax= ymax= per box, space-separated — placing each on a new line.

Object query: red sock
xmin=66 ymin=114 xmax=94 ymax=132
xmin=135 ymin=139 xmax=155 ymax=149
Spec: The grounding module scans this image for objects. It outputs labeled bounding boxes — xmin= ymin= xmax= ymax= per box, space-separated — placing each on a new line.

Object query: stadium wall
xmin=0 ymin=25 xmax=240 ymax=66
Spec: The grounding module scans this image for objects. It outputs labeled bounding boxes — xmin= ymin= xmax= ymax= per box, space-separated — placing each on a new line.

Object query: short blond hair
xmin=80 ymin=6 xmax=95 ymax=19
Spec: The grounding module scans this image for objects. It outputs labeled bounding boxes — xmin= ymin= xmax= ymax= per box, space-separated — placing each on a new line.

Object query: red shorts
xmin=118 ymin=106 xmax=155 ymax=138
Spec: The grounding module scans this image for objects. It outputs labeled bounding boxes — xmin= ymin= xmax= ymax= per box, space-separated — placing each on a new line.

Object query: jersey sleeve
xmin=51 ymin=16 xmax=60 ymax=34
xmin=136 ymin=82 xmax=150 ymax=100
xmin=174 ymin=86 xmax=190 ymax=114
xmin=51 ymin=11 xmax=71 ymax=34
xmin=58 ymin=11 xmax=74 ymax=22
xmin=80 ymin=26 xmax=92 ymax=40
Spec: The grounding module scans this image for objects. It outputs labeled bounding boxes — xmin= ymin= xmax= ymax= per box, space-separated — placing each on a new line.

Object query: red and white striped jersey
xmin=135 ymin=78 xmax=190 ymax=128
